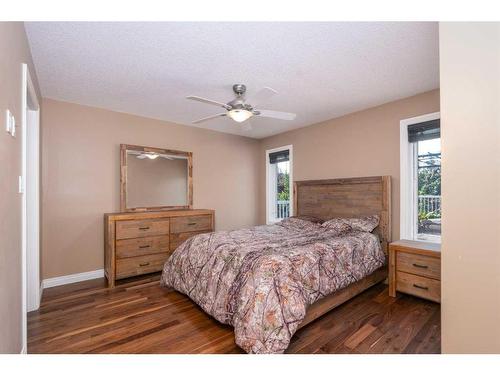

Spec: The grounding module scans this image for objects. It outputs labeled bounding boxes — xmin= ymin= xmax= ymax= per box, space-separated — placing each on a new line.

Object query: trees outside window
xmin=417 ymin=138 xmax=441 ymax=237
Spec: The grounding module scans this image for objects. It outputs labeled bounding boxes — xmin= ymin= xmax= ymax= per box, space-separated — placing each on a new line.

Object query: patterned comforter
xmin=160 ymin=218 xmax=385 ymax=353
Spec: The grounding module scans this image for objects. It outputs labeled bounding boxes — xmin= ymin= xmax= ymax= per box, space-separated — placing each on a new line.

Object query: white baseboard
xmin=42 ymin=269 xmax=104 ymax=289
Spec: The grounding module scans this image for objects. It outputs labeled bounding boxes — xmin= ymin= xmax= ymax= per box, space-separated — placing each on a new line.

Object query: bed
xmin=160 ymin=176 xmax=391 ymax=353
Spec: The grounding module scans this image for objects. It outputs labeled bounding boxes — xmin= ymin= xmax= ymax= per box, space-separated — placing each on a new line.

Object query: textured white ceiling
xmin=25 ymin=22 xmax=439 ymax=139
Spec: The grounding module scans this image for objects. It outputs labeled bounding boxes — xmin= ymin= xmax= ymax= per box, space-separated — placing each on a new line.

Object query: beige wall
xmin=259 ymin=90 xmax=440 ymax=239
xmin=41 ymin=99 xmax=260 ymax=279
xmin=42 ymin=91 xmax=439 ymax=281
xmin=127 ymin=156 xmax=188 ymax=208
xmin=440 ymin=23 xmax=500 ymax=353
xmin=0 ymin=22 xmax=41 ymax=353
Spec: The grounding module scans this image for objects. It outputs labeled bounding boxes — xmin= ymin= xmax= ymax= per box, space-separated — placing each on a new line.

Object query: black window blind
xmin=408 ymin=119 xmax=440 ymax=143
xmin=269 ymin=149 xmax=289 ymax=164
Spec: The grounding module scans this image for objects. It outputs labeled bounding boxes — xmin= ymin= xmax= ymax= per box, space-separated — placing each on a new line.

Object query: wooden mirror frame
xmin=120 ymin=144 xmax=193 ymax=212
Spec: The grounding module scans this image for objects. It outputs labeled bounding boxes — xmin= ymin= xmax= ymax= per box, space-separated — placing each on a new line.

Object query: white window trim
xmin=266 ymin=145 xmax=293 ymax=225
xmin=400 ymin=112 xmax=440 ymax=243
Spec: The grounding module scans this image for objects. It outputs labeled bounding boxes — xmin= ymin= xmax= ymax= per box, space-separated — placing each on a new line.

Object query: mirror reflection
xmin=126 ymin=150 xmax=188 ymax=209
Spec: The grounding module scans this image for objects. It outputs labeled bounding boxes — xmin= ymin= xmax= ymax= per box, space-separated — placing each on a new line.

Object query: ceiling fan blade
xmin=192 ymin=113 xmax=227 ymax=124
xmin=186 ymin=96 xmax=230 ymax=109
xmin=136 ymin=154 xmax=147 ymax=159
xmin=257 ymin=110 xmax=296 ymax=121
xmin=248 ymin=87 xmax=277 ymax=105
xmin=241 ymin=120 xmax=253 ymax=132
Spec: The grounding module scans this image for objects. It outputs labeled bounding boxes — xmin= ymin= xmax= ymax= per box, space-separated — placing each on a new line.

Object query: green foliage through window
xmin=277 ymin=171 xmax=289 ymax=201
xmin=417 ymin=144 xmax=441 ymax=235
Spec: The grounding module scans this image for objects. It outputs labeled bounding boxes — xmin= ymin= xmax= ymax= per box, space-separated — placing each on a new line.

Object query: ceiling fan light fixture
xmin=227 ymin=109 xmax=252 ymax=123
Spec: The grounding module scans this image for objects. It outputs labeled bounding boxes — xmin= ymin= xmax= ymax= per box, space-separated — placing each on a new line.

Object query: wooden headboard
xmin=293 ymin=176 xmax=391 ymax=253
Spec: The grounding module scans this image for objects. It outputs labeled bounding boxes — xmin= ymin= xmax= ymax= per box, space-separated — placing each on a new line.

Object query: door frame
xmin=21 ymin=63 xmax=40 ymax=353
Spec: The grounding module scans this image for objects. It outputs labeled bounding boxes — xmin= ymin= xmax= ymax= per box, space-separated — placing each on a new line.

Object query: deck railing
xmin=418 ymin=195 xmax=441 ymax=216
xmin=276 ymin=200 xmax=290 ymax=219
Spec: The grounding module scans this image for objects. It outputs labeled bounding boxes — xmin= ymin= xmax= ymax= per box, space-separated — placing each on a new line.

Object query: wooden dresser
xmin=389 ymin=240 xmax=441 ymax=303
xmin=104 ymin=209 xmax=215 ymax=287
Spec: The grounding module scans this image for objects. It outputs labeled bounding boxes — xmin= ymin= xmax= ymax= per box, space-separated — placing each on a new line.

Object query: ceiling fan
xmin=186 ymin=84 xmax=297 ymax=131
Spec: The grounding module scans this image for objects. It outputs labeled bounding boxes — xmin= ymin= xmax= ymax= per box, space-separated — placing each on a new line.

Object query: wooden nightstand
xmin=389 ymin=240 xmax=441 ymax=303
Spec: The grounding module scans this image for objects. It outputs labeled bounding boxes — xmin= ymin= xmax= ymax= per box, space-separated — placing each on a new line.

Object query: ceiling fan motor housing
xmin=229 ymin=84 xmax=257 ymax=112
xmin=232 ymin=84 xmax=247 ymax=96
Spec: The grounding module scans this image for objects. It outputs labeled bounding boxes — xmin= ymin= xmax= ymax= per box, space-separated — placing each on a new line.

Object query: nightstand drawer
xmin=397 ymin=251 xmax=440 ymax=280
xmin=396 ymin=271 xmax=441 ymax=303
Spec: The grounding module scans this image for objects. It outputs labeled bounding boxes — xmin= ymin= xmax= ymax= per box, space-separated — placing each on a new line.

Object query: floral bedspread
xmin=160 ymin=218 xmax=385 ymax=353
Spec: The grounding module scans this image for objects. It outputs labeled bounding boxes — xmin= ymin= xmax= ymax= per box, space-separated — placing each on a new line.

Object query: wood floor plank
xmin=403 ymin=308 xmax=441 ymax=354
xmin=363 ymin=297 xmax=438 ymax=354
xmin=344 ymin=323 xmax=377 ymax=349
xmin=28 ymin=274 xmax=441 ymax=354
xmin=316 ymin=307 xmax=384 ymax=353
xmin=85 ymin=320 xmax=180 ymax=354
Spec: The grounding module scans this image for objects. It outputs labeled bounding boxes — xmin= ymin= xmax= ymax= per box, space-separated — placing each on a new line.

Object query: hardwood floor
xmin=28 ymin=274 xmax=441 ymax=354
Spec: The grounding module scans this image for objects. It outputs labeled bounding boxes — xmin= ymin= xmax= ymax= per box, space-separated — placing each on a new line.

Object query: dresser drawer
xmin=170 ymin=230 xmax=211 ymax=252
xmin=116 ymin=235 xmax=169 ymax=259
xmin=116 ymin=218 xmax=170 ymax=240
xmin=397 ymin=251 xmax=440 ymax=280
xmin=396 ymin=271 xmax=441 ymax=303
xmin=170 ymin=215 xmax=212 ymax=234
xmin=116 ymin=252 xmax=170 ymax=279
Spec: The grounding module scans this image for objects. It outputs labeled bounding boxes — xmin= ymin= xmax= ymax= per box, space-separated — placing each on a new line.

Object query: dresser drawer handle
xmin=139 ymin=227 xmax=150 ymax=230
xmin=187 ymin=222 xmax=197 ymax=226
xmin=413 ymin=283 xmax=429 ymax=290
xmin=139 ymin=262 xmax=150 ymax=267
xmin=139 ymin=245 xmax=150 ymax=249
xmin=412 ymin=263 xmax=428 ymax=269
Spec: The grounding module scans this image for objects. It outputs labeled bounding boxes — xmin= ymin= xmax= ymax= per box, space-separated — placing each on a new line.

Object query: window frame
xmin=265 ymin=144 xmax=293 ymax=225
xmin=400 ymin=112 xmax=441 ymax=243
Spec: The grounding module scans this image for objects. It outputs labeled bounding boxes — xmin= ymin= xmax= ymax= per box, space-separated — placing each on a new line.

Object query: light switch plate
xmin=18 ymin=175 xmax=24 ymax=194
xmin=11 ymin=115 xmax=15 ymax=137
xmin=5 ymin=109 xmax=11 ymax=133
xmin=5 ymin=109 xmax=16 ymax=137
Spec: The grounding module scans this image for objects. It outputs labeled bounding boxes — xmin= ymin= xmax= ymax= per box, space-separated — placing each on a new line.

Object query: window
xmin=266 ymin=145 xmax=293 ymax=224
xmin=400 ymin=113 xmax=441 ymax=242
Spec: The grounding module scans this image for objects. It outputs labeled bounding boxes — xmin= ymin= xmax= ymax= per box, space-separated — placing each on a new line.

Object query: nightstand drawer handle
xmin=139 ymin=262 xmax=150 ymax=267
xmin=187 ymin=222 xmax=197 ymax=226
xmin=413 ymin=283 xmax=429 ymax=290
xmin=139 ymin=245 xmax=150 ymax=249
xmin=139 ymin=226 xmax=150 ymax=230
xmin=412 ymin=263 xmax=428 ymax=269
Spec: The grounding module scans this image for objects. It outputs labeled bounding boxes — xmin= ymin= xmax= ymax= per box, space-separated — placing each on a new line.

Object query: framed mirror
xmin=120 ymin=144 xmax=193 ymax=212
